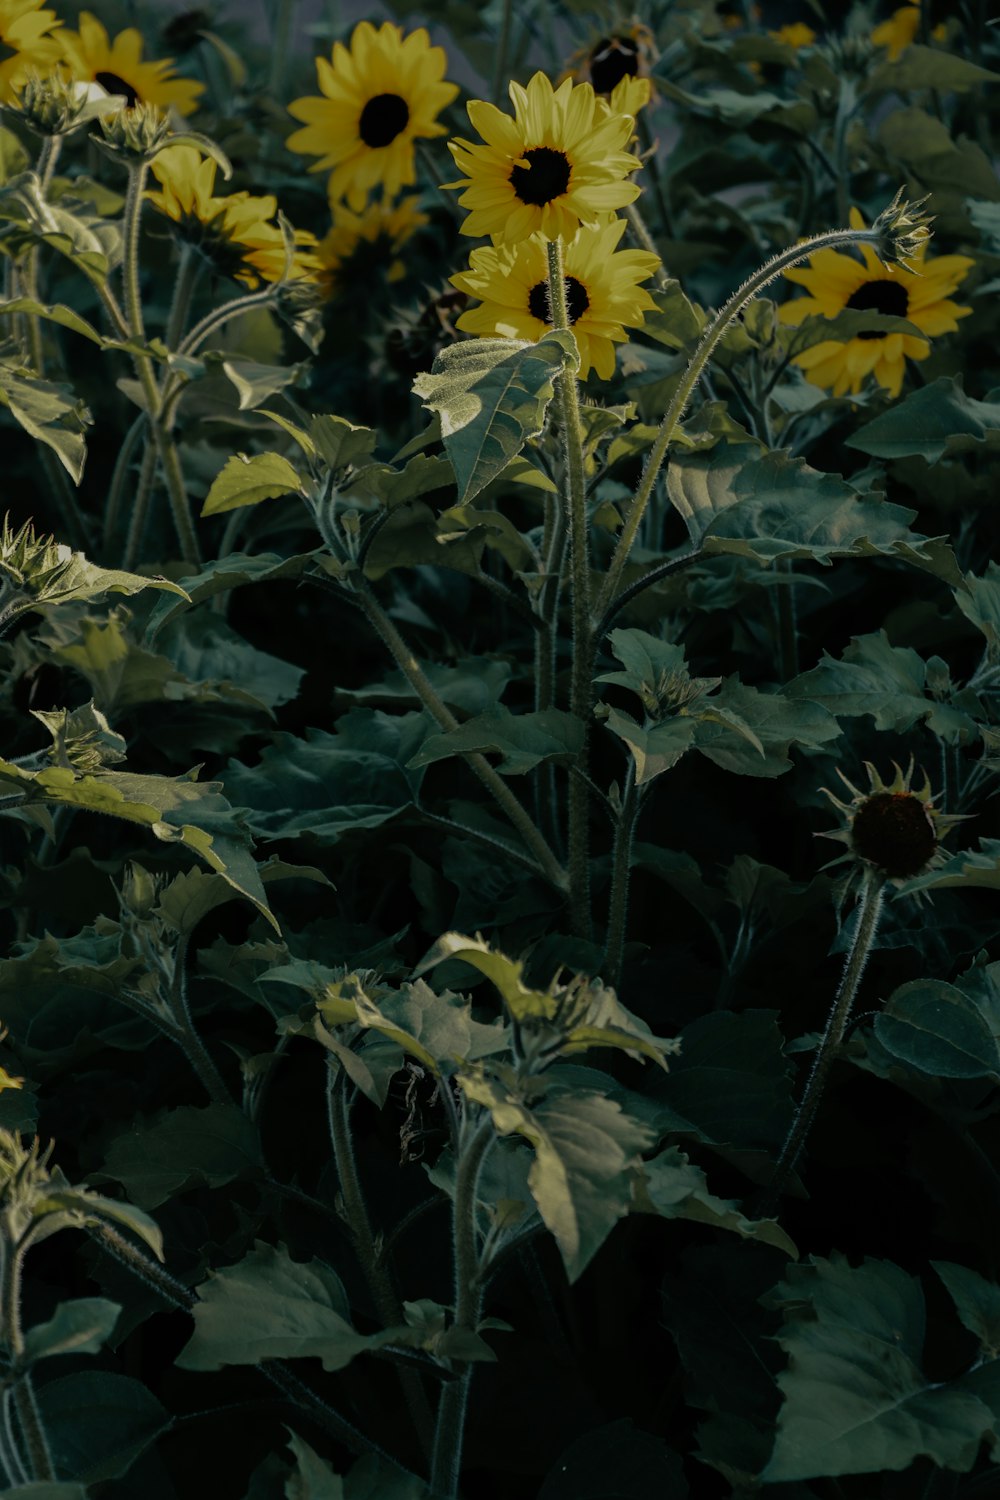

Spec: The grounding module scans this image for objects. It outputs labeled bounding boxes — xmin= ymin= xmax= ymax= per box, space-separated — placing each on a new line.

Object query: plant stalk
xmin=603 ymin=762 xmax=640 ymax=989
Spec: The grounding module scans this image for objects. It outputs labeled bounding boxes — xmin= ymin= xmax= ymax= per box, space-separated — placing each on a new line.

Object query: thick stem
xmin=758 ymin=871 xmax=885 ymax=1216
xmin=603 ymin=764 xmax=640 ymax=990
xmin=164 ymin=242 xmax=200 ymax=349
xmin=169 ymin=939 xmax=230 ymax=1105
xmin=546 ymin=237 xmax=592 ymax=938
xmin=597 ymin=222 xmax=897 ymax=621
xmin=429 ymin=1114 xmax=494 ymax=1498
xmin=1 ymin=1241 xmax=53 ymax=1482
xmin=351 ymin=576 xmax=567 ymax=891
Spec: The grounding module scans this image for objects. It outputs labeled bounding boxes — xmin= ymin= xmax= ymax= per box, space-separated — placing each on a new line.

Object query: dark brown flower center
xmin=850 ymin=792 xmax=937 ymax=878
xmin=95 ymin=70 xmax=141 ymax=108
xmin=510 ymin=147 xmax=571 ymax=207
xmin=359 ymin=93 xmax=409 ymax=148
xmin=588 ymin=35 xmax=640 ymax=94
xmin=528 ymin=275 xmax=590 ymax=325
xmin=844 ymin=279 xmax=909 ymax=339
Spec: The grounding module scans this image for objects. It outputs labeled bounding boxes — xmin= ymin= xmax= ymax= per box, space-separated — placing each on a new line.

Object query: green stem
xmin=429 ymin=1113 xmax=494 ymax=1498
xmin=175 ymin=285 xmax=278 ymax=360
xmin=351 ymin=575 xmax=567 ymax=891
xmin=120 ymin=431 xmax=158 ymax=571
xmin=122 ymin=161 xmax=201 ymax=565
xmin=104 ymin=412 xmax=148 ymax=556
xmin=169 ymin=937 xmax=230 ymax=1105
xmin=165 ymin=242 xmax=200 ymax=349
xmin=758 ymin=871 xmax=885 ymax=1217
xmin=603 ymin=763 xmax=640 ymax=989
xmin=546 ymin=237 xmax=592 ymax=938
xmin=637 ymin=112 xmax=672 ymax=237
xmin=597 ymin=221 xmax=894 ymax=621
xmin=1 ymin=1241 xmax=53 ymax=1482
xmin=774 ymin=557 xmax=799 ymax=682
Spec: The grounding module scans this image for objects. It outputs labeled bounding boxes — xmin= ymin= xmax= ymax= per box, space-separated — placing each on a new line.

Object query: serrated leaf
xmin=0 ymin=297 xmax=104 ymax=345
xmin=935 ymin=1262 xmax=1000 ymax=1358
xmin=178 ymin=1241 xmax=407 ymax=1371
xmin=97 ymin=1103 xmax=262 ymax=1209
xmin=413 ymin=332 xmax=576 ymax=504
xmin=459 ymin=1074 xmax=655 ymax=1280
xmin=602 ymin=706 xmax=698 ymax=785
xmin=309 ymin=413 xmax=376 ymax=471
xmin=408 ymin=707 xmax=583 ymax=775
xmin=873 ymin=980 xmax=1000 ymax=1082
xmin=202 ymin=451 xmax=305 ymax=516
xmin=694 ymin=679 xmax=840 ymax=775
xmin=633 ymin=1145 xmax=796 ymax=1256
xmin=764 ymin=1256 xmax=994 ymax=1480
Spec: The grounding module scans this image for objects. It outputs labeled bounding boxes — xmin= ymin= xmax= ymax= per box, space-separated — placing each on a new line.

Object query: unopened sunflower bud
xmin=10 ymin=70 xmax=123 ymax=138
xmin=871 ymin=187 xmax=934 ymax=272
xmin=98 ymin=100 xmax=172 ymax=160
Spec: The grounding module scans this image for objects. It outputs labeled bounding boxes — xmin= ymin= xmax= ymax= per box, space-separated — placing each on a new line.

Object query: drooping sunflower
xmin=287 ymin=23 xmax=458 ymax=214
xmin=450 ymin=217 xmax=659 ymax=380
xmin=821 ymin=761 xmax=966 ymax=890
xmin=58 ymin=11 xmax=203 ymax=116
xmin=147 ymin=145 xmax=321 ymax=288
xmin=448 ymin=72 xmax=641 ymax=245
xmin=317 ymin=195 xmax=429 ymax=296
xmin=778 ymin=206 xmax=973 ymax=399
xmin=0 ymin=0 xmax=63 ymax=104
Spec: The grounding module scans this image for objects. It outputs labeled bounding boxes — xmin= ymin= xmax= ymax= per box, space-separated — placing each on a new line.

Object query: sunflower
xmin=450 ymin=217 xmax=658 ymax=380
xmin=448 ymin=72 xmax=641 ymax=245
xmin=871 ymin=1 xmax=946 ymax=60
xmin=147 ymin=145 xmax=321 ymax=288
xmin=821 ymin=761 xmax=966 ymax=889
xmin=566 ymin=24 xmax=655 ymax=117
xmin=778 ymin=206 xmax=973 ymax=399
xmin=317 ymin=195 xmax=428 ymax=296
xmin=287 ymin=22 xmax=457 ymax=214
xmin=0 ymin=0 xmax=62 ymax=104
xmin=58 ymin=11 xmax=202 ymax=116
xmin=770 ymin=22 xmax=817 ymax=49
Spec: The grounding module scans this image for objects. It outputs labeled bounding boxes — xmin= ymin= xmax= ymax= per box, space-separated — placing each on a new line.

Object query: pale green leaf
xmin=202 ymin=451 xmax=305 ymax=516
xmin=24 ymin=1298 xmax=121 ymax=1363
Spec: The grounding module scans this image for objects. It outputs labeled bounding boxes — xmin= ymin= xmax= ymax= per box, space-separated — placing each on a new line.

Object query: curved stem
xmin=597 ymin=222 xmax=897 ymax=620
xmin=176 ymin=285 xmax=278 ymax=360
xmin=595 ymin=547 xmax=704 ymax=641
xmin=758 ymin=871 xmax=885 ymax=1217
xmin=351 ymin=575 xmax=567 ymax=891
xmin=546 ymin=237 xmax=592 ymax=937
xmin=1 ymin=1240 xmax=53 ymax=1482
xmin=429 ymin=1113 xmax=494 ymax=1498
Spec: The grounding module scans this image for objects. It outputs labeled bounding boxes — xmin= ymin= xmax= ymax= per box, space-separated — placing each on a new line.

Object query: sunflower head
xmin=317 ymin=194 xmax=428 ymax=299
xmin=58 ymin=10 xmax=203 ymax=117
xmin=566 ymin=23 xmax=655 ymax=116
xmin=778 ymin=203 xmax=973 ymax=398
xmin=820 ymin=760 xmax=966 ymax=889
xmin=0 ymin=0 xmax=63 ymax=105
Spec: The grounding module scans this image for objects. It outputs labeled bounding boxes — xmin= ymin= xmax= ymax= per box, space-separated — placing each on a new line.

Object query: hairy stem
xmin=603 ymin=763 xmax=640 ymax=989
xmin=1 ymin=1241 xmax=53 ymax=1482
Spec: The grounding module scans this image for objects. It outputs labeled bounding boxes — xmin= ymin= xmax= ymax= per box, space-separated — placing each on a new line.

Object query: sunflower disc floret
xmin=447 ymin=71 xmax=642 ymax=244
xmin=287 ymin=22 xmax=458 ymax=212
xmin=821 ymin=761 xmax=966 ymax=887
xmin=59 ymin=10 xmax=203 ymax=116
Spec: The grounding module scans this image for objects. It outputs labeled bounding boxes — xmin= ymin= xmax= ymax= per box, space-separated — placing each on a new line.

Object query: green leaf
xmin=782 ymin=307 xmax=926 ymax=359
xmin=788 ymin=632 xmax=978 ymax=744
xmin=316 ymin=976 xmax=506 ymax=1077
xmin=0 ymin=522 xmax=187 ymax=621
xmin=601 ymin=707 xmax=697 ymax=785
xmin=872 ymin=980 xmax=1000 ymax=1082
xmin=144 ymin=549 xmax=321 ymax=639
xmin=178 ymin=1240 xmax=407 ymax=1371
xmin=538 ymin=1420 xmax=689 ymax=1499
xmin=0 ymin=1485 xmax=88 ymax=1498
xmin=0 ymin=355 xmax=90 ymax=481
xmin=693 ymin=679 xmax=840 ymax=775
xmin=0 ymin=297 xmax=104 ymax=345
xmin=97 ymin=1103 xmax=263 ymax=1210
xmin=201 ymin=451 xmax=305 ymax=516
xmin=155 ymin=859 xmax=330 ymax=939
xmin=764 ymin=1255 xmax=994 ymax=1480
xmin=413 ymin=332 xmax=576 ymax=504
xmin=37 ymin=1370 xmax=171 ymax=1485
xmin=338 ymin=656 xmax=512 ymax=716
xmin=667 ymin=441 xmax=945 ymax=567
xmin=408 ymin=707 xmax=583 ymax=775
xmin=633 ymin=1145 xmax=796 ymax=1255
xmin=846 ymin=379 xmax=1000 ymax=465
xmin=641 ymin=281 xmax=707 ymax=351
xmin=459 ymin=1073 xmax=655 ymax=1281
xmin=870 ymin=44 xmax=1000 ymax=93
xmin=24 ymin=1299 xmax=121 ymax=1363
xmin=956 ymin=563 xmax=1000 ymax=653
xmin=896 ymin=838 xmax=1000 ymax=897
xmin=935 ymin=1262 xmax=1000 ymax=1358
xmin=309 ymin=413 xmax=377 ymax=471
xmin=284 ymin=1431 xmax=345 ymax=1500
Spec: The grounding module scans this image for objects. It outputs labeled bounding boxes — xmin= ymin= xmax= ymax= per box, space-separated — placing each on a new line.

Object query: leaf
xmin=37 ymin=1370 xmax=171 ymax=1485
xmin=788 ymin=632 xmax=978 ymax=744
xmin=144 ymin=551 xmax=322 ymax=639
xmin=782 ymin=307 xmax=927 ymax=358
xmin=846 ymin=378 xmax=1000 ymax=465
xmin=872 ymin=980 xmax=1000 ymax=1082
xmin=956 ymin=563 xmax=1000 ymax=653
xmin=897 ymin=838 xmax=1000 ymax=897
xmin=0 ymin=356 xmax=90 ymax=481
xmin=538 ymin=1420 xmax=689 ymax=1499
xmin=309 ymin=413 xmax=377 ymax=471
xmin=601 ymin=707 xmax=698 ymax=785
xmin=24 ymin=1298 xmax=121 ymax=1363
xmin=155 ymin=859 xmax=330 ymax=939
xmin=667 ymin=440 xmax=945 ymax=568
xmin=459 ymin=1073 xmax=655 ymax=1281
xmin=0 ymin=297 xmax=104 ymax=345
xmin=693 ymin=679 xmax=841 ymax=775
xmin=870 ymin=44 xmax=1000 ymax=94
xmin=408 ymin=707 xmax=583 ymax=775
xmin=338 ymin=656 xmax=512 ymax=716
xmin=284 ymin=1431 xmax=345 ymax=1500
xmin=633 ymin=1145 xmax=796 ymax=1256
xmin=177 ymin=1240 xmax=407 ymax=1371
xmin=935 ymin=1262 xmax=1000 ymax=1358
xmin=413 ymin=332 xmax=576 ymax=504
xmin=764 ymin=1255 xmax=994 ymax=1480
xmin=0 ymin=1485 xmax=88 ymax=1497
xmin=201 ymin=451 xmax=305 ymax=516
xmin=316 ymin=976 xmax=506 ymax=1077
xmin=97 ymin=1104 xmax=262 ymax=1210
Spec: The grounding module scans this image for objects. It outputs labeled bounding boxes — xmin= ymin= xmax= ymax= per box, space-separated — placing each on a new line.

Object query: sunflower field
xmin=0 ymin=0 xmax=999 ymax=1494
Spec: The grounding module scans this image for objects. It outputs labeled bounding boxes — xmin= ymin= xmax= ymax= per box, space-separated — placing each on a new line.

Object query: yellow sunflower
xmin=566 ymin=25 xmax=655 ymax=116
xmin=871 ymin=2 xmax=946 ymax=60
xmin=287 ymin=22 xmax=458 ymax=214
xmin=317 ymin=195 xmax=428 ymax=296
xmin=0 ymin=0 xmax=62 ymax=104
xmin=770 ymin=22 xmax=817 ymax=49
xmin=147 ymin=145 xmax=321 ymax=289
xmin=58 ymin=11 xmax=203 ymax=116
xmin=778 ymin=206 xmax=973 ymax=398
xmin=448 ymin=72 xmax=641 ymax=245
xmin=450 ymin=217 xmax=659 ymax=380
